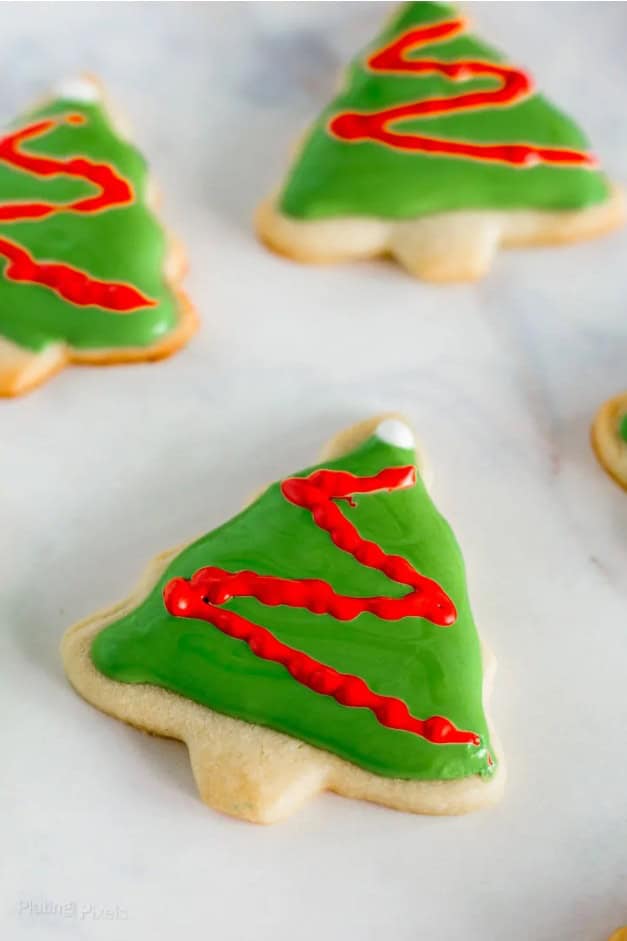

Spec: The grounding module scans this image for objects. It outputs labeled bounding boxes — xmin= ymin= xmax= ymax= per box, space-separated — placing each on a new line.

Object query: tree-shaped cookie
xmin=0 ymin=77 xmax=196 ymax=396
xmin=257 ymin=1 xmax=624 ymax=281
xmin=592 ymin=393 xmax=627 ymax=490
xmin=62 ymin=416 xmax=503 ymax=823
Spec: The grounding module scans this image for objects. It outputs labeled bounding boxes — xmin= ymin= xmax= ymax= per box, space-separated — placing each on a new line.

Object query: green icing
xmin=92 ymin=432 xmax=495 ymax=781
xmin=0 ymin=96 xmax=178 ymax=352
xmin=619 ymin=412 xmax=627 ymax=443
xmin=280 ymin=1 xmax=610 ymax=220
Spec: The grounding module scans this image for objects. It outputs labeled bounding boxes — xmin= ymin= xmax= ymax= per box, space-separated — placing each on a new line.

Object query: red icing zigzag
xmin=329 ymin=17 xmax=595 ymax=168
xmin=0 ymin=114 xmax=155 ymax=311
xmin=164 ymin=466 xmax=481 ymax=748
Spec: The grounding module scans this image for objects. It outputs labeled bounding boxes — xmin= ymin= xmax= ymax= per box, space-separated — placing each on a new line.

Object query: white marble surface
xmin=1 ymin=3 xmax=627 ymax=940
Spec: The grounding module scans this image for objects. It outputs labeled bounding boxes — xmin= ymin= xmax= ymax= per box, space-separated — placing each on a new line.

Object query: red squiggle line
xmin=0 ymin=236 xmax=155 ymax=312
xmin=0 ymin=114 xmax=156 ymax=311
xmin=0 ymin=116 xmax=132 ymax=215
xmin=164 ymin=466 xmax=482 ymax=748
xmin=329 ymin=17 xmax=596 ymax=168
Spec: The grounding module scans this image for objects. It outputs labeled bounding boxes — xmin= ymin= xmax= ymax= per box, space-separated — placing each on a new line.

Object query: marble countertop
xmin=1 ymin=3 xmax=626 ymax=940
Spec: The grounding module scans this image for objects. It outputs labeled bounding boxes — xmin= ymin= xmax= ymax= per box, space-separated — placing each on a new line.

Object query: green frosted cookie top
xmin=0 ymin=86 xmax=179 ymax=353
xmin=92 ymin=426 xmax=495 ymax=782
xmin=280 ymin=1 xmax=610 ymax=220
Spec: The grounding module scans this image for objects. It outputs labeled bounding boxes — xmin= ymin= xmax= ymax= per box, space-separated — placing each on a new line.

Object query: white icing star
xmin=375 ymin=418 xmax=414 ymax=450
xmin=54 ymin=77 xmax=100 ymax=104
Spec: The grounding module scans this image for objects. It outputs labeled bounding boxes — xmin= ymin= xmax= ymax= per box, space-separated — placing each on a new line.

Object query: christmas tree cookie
xmin=592 ymin=393 xmax=627 ymax=490
xmin=0 ymin=77 xmax=196 ymax=396
xmin=256 ymin=1 xmax=624 ymax=281
xmin=62 ymin=415 xmax=503 ymax=823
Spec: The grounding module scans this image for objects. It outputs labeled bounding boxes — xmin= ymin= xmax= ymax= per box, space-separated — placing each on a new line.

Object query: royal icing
xmin=375 ymin=418 xmax=415 ymax=449
xmin=92 ymin=430 xmax=495 ymax=781
xmin=280 ymin=1 xmax=611 ymax=220
xmin=619 ymin=411 xmax=627 ymax=444
xmin=52 ymin=78 xmax=102 ymax=104
xmin=0 ymin=85 xmax=178 ymax=352
xmin=164 ymin=466 xmax=481 ymax=748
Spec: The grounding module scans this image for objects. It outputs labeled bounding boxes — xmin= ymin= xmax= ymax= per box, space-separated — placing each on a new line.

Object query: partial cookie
xmin=62 ymin=415 xmax=503 ymax=823
xmin=608 ymin=929 xmax=627 ymax=941
xmin=0 ymin=76 xmax=197 ymax=396
xmin=256 ymin=1 xmax=624 ymax=281
xmin=591 ymin=392 xmax=627 ymax=490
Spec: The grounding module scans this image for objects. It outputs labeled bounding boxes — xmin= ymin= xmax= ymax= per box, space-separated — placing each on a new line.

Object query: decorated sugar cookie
xmin=256 ymin=1 xmax=624 ymax=281
xmin=0 ymin=77 xmax=196 ymax=396
xmin=592 ymin=392 xmax=627 ymax=490
xmin=62 ymin=415 xmax=503 ymax=823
